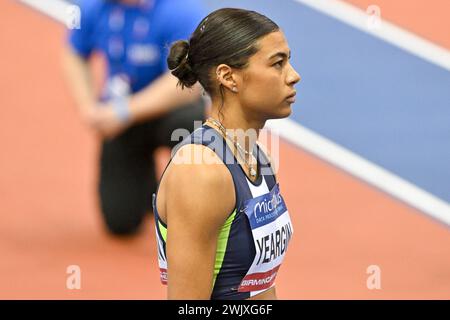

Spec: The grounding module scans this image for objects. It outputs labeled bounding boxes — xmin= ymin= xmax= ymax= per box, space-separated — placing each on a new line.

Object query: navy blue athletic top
xmin=153 ymin=124 xmax=294 ymax=299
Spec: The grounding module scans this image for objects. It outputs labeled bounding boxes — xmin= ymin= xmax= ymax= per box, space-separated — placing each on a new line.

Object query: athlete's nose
xmin=287 ymin=63 xmax=301 ymax=85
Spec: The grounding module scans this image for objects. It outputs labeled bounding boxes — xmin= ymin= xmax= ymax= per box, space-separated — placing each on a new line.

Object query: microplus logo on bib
xmin=253 ymin=192 xmax=283 ymax=219
xmin=246 ymin=184 xmax=287 ymax=228
xmin=239 ymin=183 xmax=294 ymax=293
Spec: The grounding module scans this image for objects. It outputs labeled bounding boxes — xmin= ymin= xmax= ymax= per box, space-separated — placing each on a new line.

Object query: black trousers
xmin=98 ymin=99 xmax=206 ymax=235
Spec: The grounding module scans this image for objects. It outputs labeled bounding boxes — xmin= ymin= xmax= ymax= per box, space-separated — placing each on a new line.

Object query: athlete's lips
xmin=285 ymin=91 xmax=296 ymax=103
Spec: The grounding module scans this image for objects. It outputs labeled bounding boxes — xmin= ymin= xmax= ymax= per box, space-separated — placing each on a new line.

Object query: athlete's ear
xmin=215 ymin=64 xmax=239 ymax=93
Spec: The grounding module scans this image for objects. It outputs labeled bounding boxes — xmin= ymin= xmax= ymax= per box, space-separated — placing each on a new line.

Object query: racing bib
xmin=238 ymin=183 xmax=294 ymax=293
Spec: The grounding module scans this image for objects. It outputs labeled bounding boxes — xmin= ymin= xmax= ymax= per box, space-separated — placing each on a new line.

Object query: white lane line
xmin=294 ymin=0 xmax=450 ymax=71
xmin=267 ymin=119 xmax=450 ymax=226
xmin=18 ymin=0 xmax=72 ymax=25
xmin=17 ymin=0 xmax=450 ymax=226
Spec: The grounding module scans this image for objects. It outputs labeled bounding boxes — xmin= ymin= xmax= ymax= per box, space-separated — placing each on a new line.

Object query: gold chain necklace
xmin=206 ymin=117 xmax=257 ymax=178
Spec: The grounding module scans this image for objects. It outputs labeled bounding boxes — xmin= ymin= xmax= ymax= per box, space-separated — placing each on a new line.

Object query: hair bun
xmin=167 ymin=40 xmax=198 ymax=89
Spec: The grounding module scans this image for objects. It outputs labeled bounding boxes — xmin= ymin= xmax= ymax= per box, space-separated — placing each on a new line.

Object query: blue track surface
xmin=204 ymin=0 xmax=450 ymax=203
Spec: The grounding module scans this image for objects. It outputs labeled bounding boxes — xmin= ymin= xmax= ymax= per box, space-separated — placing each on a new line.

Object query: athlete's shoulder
xmin=165 ymin=143 xmax=235 ymax=227
xmin=169 ymin=143 xmax=234 ymax=197
xmin=170 ymin=143 xmax=230 ymax=184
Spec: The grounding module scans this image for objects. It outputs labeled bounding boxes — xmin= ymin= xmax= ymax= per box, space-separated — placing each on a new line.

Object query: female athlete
xmin=153 ymin=8 xmax=301 ymax=300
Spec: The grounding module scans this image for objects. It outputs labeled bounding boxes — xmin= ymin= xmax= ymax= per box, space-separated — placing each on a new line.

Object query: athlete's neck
xmin=208 ymin=102 xmax=266 ymax=155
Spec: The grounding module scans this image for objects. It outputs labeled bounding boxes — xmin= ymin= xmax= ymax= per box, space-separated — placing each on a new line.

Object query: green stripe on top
xmin=157 ymin=209 xmax=237 ymax=289
xmin=158 ymin=220 xmax=167 ymax=242
xmin=213 ymin=209 xmax=237 ymax=288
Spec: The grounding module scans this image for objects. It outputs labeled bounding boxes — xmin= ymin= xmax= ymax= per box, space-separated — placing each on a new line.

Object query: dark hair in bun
xmin=167 ymin=40 xmax=198 ymax=89
xmin=167 ymin=8 xmax=279 ymax=96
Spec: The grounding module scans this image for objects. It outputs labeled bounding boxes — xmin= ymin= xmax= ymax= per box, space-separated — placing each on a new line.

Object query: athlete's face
xmin=236 ymin=31 xmax=301 ymax=119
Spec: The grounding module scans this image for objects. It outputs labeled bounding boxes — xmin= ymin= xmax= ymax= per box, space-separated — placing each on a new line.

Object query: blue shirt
xmin=68 ymin=0 xmax=205 ymax=95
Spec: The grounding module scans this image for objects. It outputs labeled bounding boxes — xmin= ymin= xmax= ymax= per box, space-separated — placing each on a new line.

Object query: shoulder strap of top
xmin=172 ymin=125 xmax=247 ymax=211
xmin=255 ymin=143 xmax=277 ymax=189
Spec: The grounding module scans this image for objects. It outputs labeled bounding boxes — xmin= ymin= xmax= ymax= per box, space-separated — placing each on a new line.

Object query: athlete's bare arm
xmin=158 ymin=144 xmax=236 ymax=299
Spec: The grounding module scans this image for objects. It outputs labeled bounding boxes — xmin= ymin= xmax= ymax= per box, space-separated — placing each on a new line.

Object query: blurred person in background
xmin=62 ymin=0 xmax=206 ymax=236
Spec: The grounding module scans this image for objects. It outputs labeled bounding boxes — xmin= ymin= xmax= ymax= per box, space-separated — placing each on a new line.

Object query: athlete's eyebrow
xmin=268 ymin=50 xmax=291 ymax=60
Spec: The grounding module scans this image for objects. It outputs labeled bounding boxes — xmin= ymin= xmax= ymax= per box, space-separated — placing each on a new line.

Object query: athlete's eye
xmin=273 ymin=60 xmax=283 ymax=68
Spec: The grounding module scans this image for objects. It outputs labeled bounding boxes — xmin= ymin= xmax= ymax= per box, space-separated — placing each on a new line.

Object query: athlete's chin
xmin=270 ymin=104 xmax=292 ymax=119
